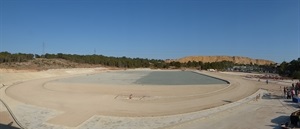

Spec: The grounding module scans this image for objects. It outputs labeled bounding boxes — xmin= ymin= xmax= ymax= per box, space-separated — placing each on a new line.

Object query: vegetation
xmin=0 ymin=51 xmax=34 ymax=63
xmin=39 ymin=53 xmax=253 ymax=71
xmin=0 ymin=51 xmax=283 ymax=74
xmin=278 ymin=58 xmax=300 ymax=79
xmin=41 ymin=53 xmax=161 ymax=68
xmin=2 ymin=51 xmax=299 ymax=79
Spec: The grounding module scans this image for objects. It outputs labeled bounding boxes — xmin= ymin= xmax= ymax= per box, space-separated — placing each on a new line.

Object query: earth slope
xmin=167 ymin=56 xmax=275 ymax=65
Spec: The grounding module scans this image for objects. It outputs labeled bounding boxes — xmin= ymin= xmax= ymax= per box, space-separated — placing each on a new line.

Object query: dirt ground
xmin=0 ymin=68 xmax=299 ymax=129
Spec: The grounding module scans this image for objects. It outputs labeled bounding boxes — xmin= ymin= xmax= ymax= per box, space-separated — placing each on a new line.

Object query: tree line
xmin=0 ymin=51 xmax=287 ymax=76
xmin=278 ymin=58 xmax=300 ymax=79
xmin=0 ymin=52 xmax=237 ymax=69
xmin=41 ymin=53 xmax=157 ymax=68
xmin=0 ymin=51 xmax=34 ymax=63
xmin=40 ymin=53 xmax=239 ymax=70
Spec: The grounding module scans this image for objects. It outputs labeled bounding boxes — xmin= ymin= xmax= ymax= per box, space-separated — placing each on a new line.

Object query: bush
xmin=292 ymin=71 xmax=300 ymax=79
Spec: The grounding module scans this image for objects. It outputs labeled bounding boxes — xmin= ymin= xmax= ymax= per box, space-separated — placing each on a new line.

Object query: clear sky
xmin=0 ymin=0 xmax=299 ymax=63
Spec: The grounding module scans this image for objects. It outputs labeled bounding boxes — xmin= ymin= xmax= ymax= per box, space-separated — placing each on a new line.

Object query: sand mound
xmin=167 ymin=56 xmax=275 ymax=65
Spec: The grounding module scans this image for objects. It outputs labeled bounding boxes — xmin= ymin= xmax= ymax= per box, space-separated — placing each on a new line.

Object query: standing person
xmin=292 ymin=89 xmax=295 ymax=99
xmin=296 ymin=85 xmax=299 ymax=97
xmin=284 ymin=87 xmax=287 ymax=98
xmin=266 ymin=80 xmax=269 ymax=84
xmin=287 ymin=89 xmax=291 ymax=99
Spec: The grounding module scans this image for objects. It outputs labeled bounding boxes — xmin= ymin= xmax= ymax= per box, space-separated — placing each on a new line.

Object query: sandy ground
xmin=0 ymin=102 xmax=19 ymax=128
xmin=0 ymin=68 xmax=299 ymax=129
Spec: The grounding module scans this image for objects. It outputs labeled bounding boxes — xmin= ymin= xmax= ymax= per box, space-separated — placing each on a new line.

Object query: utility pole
xmin=42 ymin=42 xmax=45 ymax=58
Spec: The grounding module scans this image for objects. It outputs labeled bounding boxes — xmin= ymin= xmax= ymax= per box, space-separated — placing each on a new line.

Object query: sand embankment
xmin=167 ymin=56 xmax=275 ymax=65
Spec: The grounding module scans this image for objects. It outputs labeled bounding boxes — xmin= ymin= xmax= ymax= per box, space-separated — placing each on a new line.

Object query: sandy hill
xmin=167 ymin=56 xmax=275 ymax=65
xmin=0 ymin=58 xmax=101 ymax=70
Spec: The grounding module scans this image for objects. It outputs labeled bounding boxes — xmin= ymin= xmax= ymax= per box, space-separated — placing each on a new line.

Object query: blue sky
xmin=0 ymin=0 xmax=299 ymax=63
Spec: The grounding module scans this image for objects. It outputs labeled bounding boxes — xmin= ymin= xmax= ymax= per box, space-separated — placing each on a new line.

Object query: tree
xmin=292 ymin=71 xmax=300 ymax=79
xmin=278 ymin=58 xmax=300 ymax=79
xmin=0 ymin=51 xmax=34 ymax=63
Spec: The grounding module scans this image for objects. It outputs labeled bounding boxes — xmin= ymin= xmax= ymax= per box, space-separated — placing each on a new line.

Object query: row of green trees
xmin=278 ymin=58 xmax=300 ymax=79
xmin=0 ymin=51 xmax=34 ymax=63
xmin=168 ymin=60 xmax=235 ymax=70
xmin=41 ymin=53 xmax=160 ymax=68
xmin=40 ymin=53 xmax=238 ymax=70
xmin=0 ymin=52 xmax=237 ymax=70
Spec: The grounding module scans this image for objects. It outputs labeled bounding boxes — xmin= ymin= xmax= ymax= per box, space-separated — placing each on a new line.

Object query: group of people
xmin=284 ymin=82 xmax=300 ymax=99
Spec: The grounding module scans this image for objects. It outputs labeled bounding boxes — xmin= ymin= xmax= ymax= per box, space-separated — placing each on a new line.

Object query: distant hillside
xmin=0 ymin=51 xmax=276 ymax=70
xmin=166 ymin=56 xmax=275 ymax=65
xmin=0 ymin=58 xmax=101 ymax=70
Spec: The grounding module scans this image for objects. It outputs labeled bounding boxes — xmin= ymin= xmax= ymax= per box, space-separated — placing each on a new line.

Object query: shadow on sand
xmin=282 ymin=100 xmax=300 ymax=108
xmin=0 ymin=123 xmax=20 ymax=129
xmin=261 ymin=93 xmax=283 ymax=100
xmin=267 ymin=115 xmax=290 ymax=129
xmin=222 ymin=100 xmax=233 ymax=103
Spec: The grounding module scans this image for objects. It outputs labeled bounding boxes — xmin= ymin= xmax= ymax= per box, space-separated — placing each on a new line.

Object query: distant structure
xmin=42 ymin=42 xmax=45 ymax=56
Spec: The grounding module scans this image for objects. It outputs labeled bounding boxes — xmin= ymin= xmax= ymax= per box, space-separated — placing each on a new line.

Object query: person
xmin=290 ymin=110 xmax=300 ymax=127
xmin=266 ymin=80 xmax=269 ymax=84
xmin=296 ymin=85 xmax=299 ymax=96
xmin=287 ymin=89 xmax=291 ymax=99
xmin=129 ymin=94 xmax=133 ymax=99
xmin=292 ymin=89 xmax=295 ymax=98
xmin=292 ymin=83 xmax=295 ymax=89
xmin=255 ymin=94 xmax=260 ymax=101
xmin=284 ymin=87 xmax=287 ymax=98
